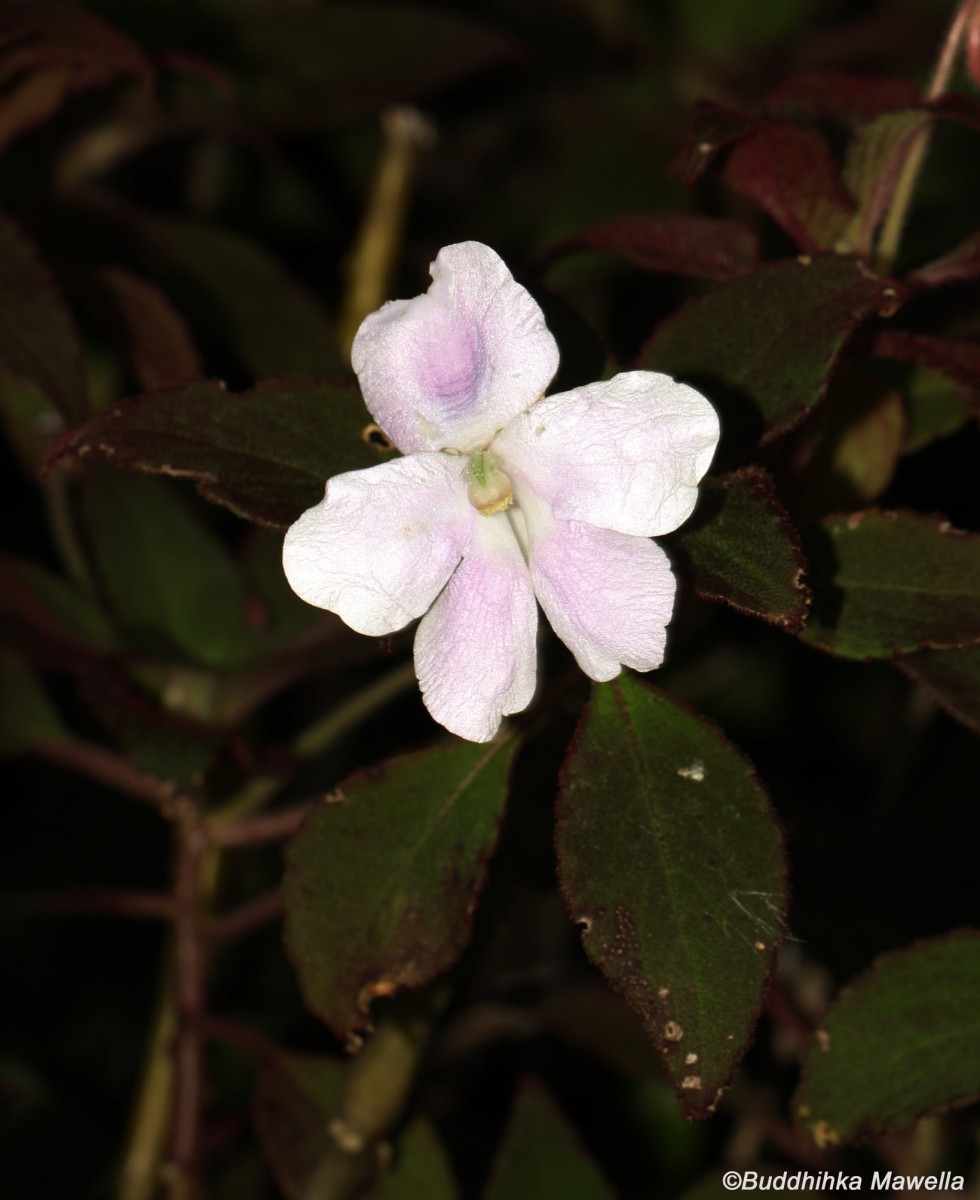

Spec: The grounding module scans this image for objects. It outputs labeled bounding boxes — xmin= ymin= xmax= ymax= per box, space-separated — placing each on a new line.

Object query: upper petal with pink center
xmin=494 ymin=371 xmax=719 ymax=537
xmin=351 ymin=242 xmax=560 ymax=455
xmin=282 ymin=453 xmax=473 ymax=637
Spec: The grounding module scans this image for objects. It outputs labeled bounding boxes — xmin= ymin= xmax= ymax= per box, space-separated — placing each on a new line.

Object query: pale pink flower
xmin=283 ymin=242 xmax=719 ymax=741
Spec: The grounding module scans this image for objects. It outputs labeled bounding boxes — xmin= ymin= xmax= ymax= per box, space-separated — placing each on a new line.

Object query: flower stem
xmin=875 ymin=0 xmax=980 ymax=273
xmin=338 ymin=106 xmax=436 ymax=360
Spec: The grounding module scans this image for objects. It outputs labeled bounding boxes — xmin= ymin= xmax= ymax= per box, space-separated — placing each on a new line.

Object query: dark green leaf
xmin=80 ymin=468 xmax=255 ymax=668
xmin=795 ymin=931 xmax=980 ymax=1145
xmin=640 ymin=255 xmax=901 ymax=445
xmin=253 ymin=1050 xmax=345 ymax=1199
xmin=237 ymin=4 xmax=523 ymax=129
xmin=0 ymin=378 xmax=60 ymax=474
xmin=669 ymin=468 xmax=810 ymax=631
xmin=802 ymin=511 xmax=980 ymax=658
xmin=484 ymin=1080 xmax=615 ymax=1200
xmin=0 ymin=552 xmax=117 ymax=658
xmin=557 ymin=676 xmax=787 ymax=1116
xmin=371 ymin=1119 xmax=458 ymax=1200
xmin=898 ymin=644 xmax=980 ymax=735
xmin=719 ymin=123 xmax=854 ymax=253
xmin=49 ymin=377 xmax=389 ymax=528
xmin=128 ymin=213 xmax=345 ymax=380
xmin=283 ymin=737 xmax=517 ymax=1041
xmin=0 ymin=210 xmax=87 ymax=423
xmin=0 ymin=652 xmax=67 ymax=756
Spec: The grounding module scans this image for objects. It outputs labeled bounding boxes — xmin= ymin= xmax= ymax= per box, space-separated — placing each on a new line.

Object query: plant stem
xmin=875 ymin=0 xmax=980 ymax=273
xmin=209 ymin=889 xmax=282 ymax=942
xmin=35 ymin=738 xmax=174 ymax=809
xmin=338 ymin=106 xmax=436 ymax=359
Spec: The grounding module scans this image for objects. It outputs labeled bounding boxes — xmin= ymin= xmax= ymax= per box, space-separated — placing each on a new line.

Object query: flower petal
xmin=495 ymin=371 xmax=719 ymax=537
xmin=351 ymin=242 xmax=560 ymax=455
xmin=527 ymin=509 xmax=676 ymax=680
xmin=282 ymin=453 xmax=472 ymax=636
xmin=414 ymin=512 xmax=538 ymax=741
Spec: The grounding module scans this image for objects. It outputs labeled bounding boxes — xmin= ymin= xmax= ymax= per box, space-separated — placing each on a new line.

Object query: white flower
xmin=283 ymin=242 xmax=719 ymax=741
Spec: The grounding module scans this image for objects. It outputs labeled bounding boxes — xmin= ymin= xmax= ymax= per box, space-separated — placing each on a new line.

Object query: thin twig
xmin=207 ymin=804 xmax=309 ymax=849
xmin=166 ymin=802 xmax=209 ymax=1200
xmin=209 ymin=890 xmax=282 ymax=943
xmin=30 ymin=888 xmax=175 ymax=922
xmin=34 ymin=738 xmax=174 ymax=809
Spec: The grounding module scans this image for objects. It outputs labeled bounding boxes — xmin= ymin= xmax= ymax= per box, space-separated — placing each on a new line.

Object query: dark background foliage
xmin=1 ymin=0 xmax=979 ymax=1197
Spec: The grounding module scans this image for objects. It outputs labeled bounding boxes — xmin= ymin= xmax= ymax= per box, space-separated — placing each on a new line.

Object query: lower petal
xmin=414 ymin=513 xmax=538 ymax=742
xmin=282 ymin=453 xmax=471 ymax=636
xmin=529 ymin=517 xmax=676 ymax=681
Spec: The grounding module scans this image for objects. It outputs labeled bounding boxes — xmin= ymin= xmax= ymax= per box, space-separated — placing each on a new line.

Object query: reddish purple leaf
xmin=764 ymin=70 xmax=921 ymax=126
xmin=671 ymin=100 xmax=763 ymax=188
xmin=927 ymin=90 xmax=980 ymax=132
xmin=99 ymin=268 xmax=203 ymax=391
xmin=547 ymin=213 xmax=758 ymax=282
xmin=719 ymin=122 xmax=854 ymax=253
xmin=871 ymin=330 xmax=980 ymax=396
xmin=909 ymin=231 xmax=980 ymax=288
xmin=0 ymin=0 xmax=152 ymax=145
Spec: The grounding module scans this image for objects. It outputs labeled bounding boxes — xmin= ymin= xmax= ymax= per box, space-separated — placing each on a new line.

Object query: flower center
xmin=466 ymin=450 xmax=514 ymax=516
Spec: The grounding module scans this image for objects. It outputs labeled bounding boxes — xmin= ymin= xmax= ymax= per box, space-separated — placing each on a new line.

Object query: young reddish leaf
xmin=0 ymin=210 xmax=87 ymax=423
xmin=236 ymin=4 xmax=524 ymax=129
xmin=0 ymin=552 xmax=117 ymax=659
xmin=764 ymin=70 xmax=921 ymax=126
xmin=719 ymin=123 xmax=854 ymax=253
xmin=0 ymin=651 xmax=67 ymax=755
xmin=0 ymin=0 xmax=152 ymax=146
xmin=98 ymin=267 xmax=202 ymax=390
xmin=927 ymin=91 xmax=980 ymax=133
xmin=795 ymin=932 xmax=980 ymax=1146
xmin=80 ymin=468 xmax=256 ymax=668
xmin=485 ymin=1080 xmax=615 ymax=1200
xmin=898 ymin=645 xmax=980 ymax=735
xmin=283 ymin=737 xmax=517 ymax=1042
xmin=640 ymin=255 xmax=902 ymax=444
xmin=840 ymin=112 xmax=930 ymax=256
xmin=253 ymin=1050 xmax=345 ymax=1199
xmin=871 ymin=329 xmax=980 ymax=394
xmin=371 ymin=1119 xmax=458 ymax=1200
xmin=668 ymin=468 xmax=810 ymax=632
xmin=802 ymin=511 xmax=980 ymax=659
xmin=909 ymin=230 xmax=980 ymax=288
xmin=671 ymin=100 xmax=763 ymax=188
xmin=546 ymin=214 xmax=759 ymax=282
xmin=557 ymin=676 xmax=787 ymax=1117
xmin=47 ymin=377 xmax=387 ymax=529
xmin=126 ymin=212 xmax=345 ymax=380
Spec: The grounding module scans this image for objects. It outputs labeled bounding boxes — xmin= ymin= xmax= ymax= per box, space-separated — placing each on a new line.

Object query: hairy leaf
xmin=719 ymin=122 xmax=854 ymax=253
xmin=557 ymin=676 xmax=787 ymax=1116
xmin=485 ymin=1081 xmax=615 ymax=1200
xmin=0 ymin=210 xmax=87 ymax=423
xmin=48 ymin=377 xmax=388 ymax=528
xmin=669 ymin=468 xmax=810 ymax=631
xmin=795 ymin=931 xmax=980 ymax=1145
xmin=641 ymin=255 xmax=901 ymax=445
xmin=283 ymin=737 xmax=517 ymax=1041
xmin=548 ymin=214 xmax=758 ymax=281
xmin=803 ymin=511 xmax=980 ymax=658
